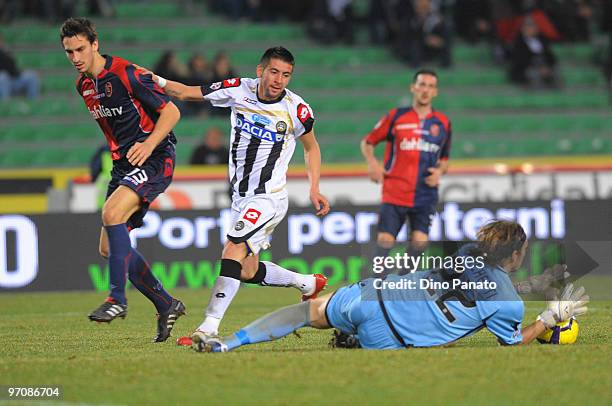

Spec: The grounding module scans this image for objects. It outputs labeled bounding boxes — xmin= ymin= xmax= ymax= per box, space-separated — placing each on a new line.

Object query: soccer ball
xmin=537 ymin=317 xmax=579 ymax=344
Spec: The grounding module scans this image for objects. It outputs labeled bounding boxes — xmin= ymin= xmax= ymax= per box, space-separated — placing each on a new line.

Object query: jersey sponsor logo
xmin=243 ymin=208 xmax=261 ymax=225
xmin=396 ymin=123 xmax=418 ymax=130
xmin=243 ymin=97 xmax=258 ymax=105
xmin=124 ymin=168 xmax=148 ymax=185
xmin=399 ymin=137 xmax=441 ymax=153
xmin=210 ymin=82 xmax=222 ymax=91
xmin=223 ymin=78 xmax=241 ymax=88
xmin=88 ymin=105 xmax=123 ymax=119
xmin=105 ymin=82 xmax=113 ymax=98
xmin=296 ymin=103 xmax=312 ymax=125
xmin=83 ymin=89 xmax=95 ymax=96
xmin=235 ymin=116 xmax=284 ymax=142
xmin=252 ymin=114 xmax=272 ymax=126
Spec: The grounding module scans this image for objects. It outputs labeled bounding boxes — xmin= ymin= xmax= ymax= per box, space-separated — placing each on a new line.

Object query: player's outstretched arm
xmin=133 ymin=64 xmax=204 ymax=102
xmin=127 ymin=102 xmax=180 ymax=166
xmin=300 ymin=131 xmax=330 ymax=216
xmin=520 ymin=320 xmax=548 ymax=344
xmin=157 ymin=78 xmax=204 ymax=102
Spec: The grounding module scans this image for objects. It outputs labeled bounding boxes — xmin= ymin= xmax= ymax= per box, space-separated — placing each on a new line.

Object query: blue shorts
xmin=325 ymin=282 xmax=403 ymax=349
xmin=377 ymin=203 xmax=434 ymax=236
xmin=106 ymin=145 xmax=175 ymax=229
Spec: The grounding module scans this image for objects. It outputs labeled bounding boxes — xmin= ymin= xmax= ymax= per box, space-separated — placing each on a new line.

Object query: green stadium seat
xmin=114 ymin=2 xmax=182 ymax=18
xmin=2 ymin=11 xmax=611 ymax=166
xmin=0 ymin=148 xmax=36 ymax=167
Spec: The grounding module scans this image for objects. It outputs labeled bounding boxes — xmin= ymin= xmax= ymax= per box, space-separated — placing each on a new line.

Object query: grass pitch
xmin=1 ymin=287 xmax=610 ymax=406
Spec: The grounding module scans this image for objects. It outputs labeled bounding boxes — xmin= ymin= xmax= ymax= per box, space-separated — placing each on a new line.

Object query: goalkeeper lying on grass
xmin=191 ymin=220 xmax=589 ymax=352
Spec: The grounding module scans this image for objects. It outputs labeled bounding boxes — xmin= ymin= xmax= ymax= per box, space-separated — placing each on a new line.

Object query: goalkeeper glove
xmin=515 ymin=264 xmax=570 ymax=294
xmin=537 ymin=283 xmax=589 ymax=329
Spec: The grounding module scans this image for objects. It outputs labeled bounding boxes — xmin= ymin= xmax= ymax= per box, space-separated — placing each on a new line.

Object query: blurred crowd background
xmin=0 ymin=0 xmax=611 ymax=169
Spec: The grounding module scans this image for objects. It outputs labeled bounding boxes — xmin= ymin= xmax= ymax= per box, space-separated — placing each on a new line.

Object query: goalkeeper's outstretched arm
xmin=520 ymin=320 xmax=547 ymax=344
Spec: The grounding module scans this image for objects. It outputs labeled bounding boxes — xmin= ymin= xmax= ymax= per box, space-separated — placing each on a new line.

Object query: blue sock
xmin=105 ymin=223 xmax=131 ymax=305
xmin=128 ymin=248 xmax=173 ymax=313
xmin=222 ymin=301 xmax=310 ymax=351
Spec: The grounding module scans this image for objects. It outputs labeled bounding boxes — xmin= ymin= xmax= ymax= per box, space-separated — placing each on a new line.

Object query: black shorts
xmin=377 ymin=203 xmax=434 ymax=237
xmin=106 ymin=145 xmax=175 ymax=229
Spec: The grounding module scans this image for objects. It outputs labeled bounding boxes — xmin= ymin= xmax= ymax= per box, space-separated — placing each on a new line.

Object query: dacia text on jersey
xmin=236 ymin=116 xmax=284 ymax=142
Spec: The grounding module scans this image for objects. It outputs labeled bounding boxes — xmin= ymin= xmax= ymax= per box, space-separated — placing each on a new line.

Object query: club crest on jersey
xmin=429 ymin=124 xmax=440 ymax=137
xmin=235 ymin=220 xmax=245 ymax=231
xmin=105 ymin=82 xmax=113 ymax=97
xmin=276 ymin=121 xmax=287 ymax=133
xmin=236 ymin=117 xmax=284 ymax=142
xmin=210 ymin=81 xmax=222 ymax=91
xmin=243 ymin=208 xmax=261 ymax=225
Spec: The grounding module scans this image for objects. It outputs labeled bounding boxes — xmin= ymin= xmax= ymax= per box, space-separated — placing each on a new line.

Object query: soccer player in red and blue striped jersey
xmin=361 ymin=69 xmax=452 ymax=267
xmin=61 ymin=17 xmax=185 ymax=342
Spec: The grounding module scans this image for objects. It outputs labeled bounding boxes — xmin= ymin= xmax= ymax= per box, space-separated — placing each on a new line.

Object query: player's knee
xmin=222 ymin=240 xmax=247 ymax=259
xmin=309 ymin=295 xmax=332 ymax=329
xmin=239 ymin=256 xmax=258 ymax=280
xmin=101 ymin=205 xmax=123 ymax=226
xmin=240 ymin=265 xmax=257 ymax=281
xmin=377 ymin=232 xmax=396 ymax=248
xmin=99 ymin=245 xmax=109 ymax=258
xmin=410 ymin=231 xmax=429 ymax=247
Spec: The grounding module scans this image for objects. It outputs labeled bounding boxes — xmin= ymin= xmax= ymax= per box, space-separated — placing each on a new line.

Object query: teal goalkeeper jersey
xmin=364 ymin=250 xmax=524 ymax=347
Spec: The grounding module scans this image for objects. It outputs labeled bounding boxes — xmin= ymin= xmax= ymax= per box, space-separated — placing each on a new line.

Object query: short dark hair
xmin=60 ymin=17 xmax=98 ymax=44
xmin=260 ymin=46 xmax=295 ymax=68
xmin=412 ymin=69 xmax=438 ymax=83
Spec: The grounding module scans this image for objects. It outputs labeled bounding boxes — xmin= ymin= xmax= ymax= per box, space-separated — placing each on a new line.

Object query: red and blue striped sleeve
xmin=365 ymin=108 xmax=397 ymax=146
xmin=440 ymin=121 xmax=452 ymax=160
xmin=125 ymin=65 xmax=170 ymax=112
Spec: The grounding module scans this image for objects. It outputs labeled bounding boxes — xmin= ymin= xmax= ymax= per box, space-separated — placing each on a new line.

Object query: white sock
xmin=198 ymin=316 xmax=221 ymax=335
xmin=261 ymin=261 xmax=315 ymax=294
xmin=199 ymin=276 xmax=241 ymax=334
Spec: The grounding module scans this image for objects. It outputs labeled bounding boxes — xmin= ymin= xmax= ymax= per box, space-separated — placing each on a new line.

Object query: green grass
xmin=0 ymin=288 xmax=610 ymax=405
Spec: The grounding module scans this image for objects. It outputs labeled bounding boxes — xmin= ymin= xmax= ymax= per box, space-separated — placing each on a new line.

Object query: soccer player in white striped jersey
xmin=150 ymin=47 xmax=331 ymax=340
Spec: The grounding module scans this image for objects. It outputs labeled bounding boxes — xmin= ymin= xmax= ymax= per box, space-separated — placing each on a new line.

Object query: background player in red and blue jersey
xmin=60 ymin=18 xmax=185 ymax=342
xmin=361 ymin=69 xmax=451 ymax=267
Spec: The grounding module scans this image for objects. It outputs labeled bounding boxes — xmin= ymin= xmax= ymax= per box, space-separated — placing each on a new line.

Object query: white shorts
xmin=227 ymin=191 xmax=289 ymax=255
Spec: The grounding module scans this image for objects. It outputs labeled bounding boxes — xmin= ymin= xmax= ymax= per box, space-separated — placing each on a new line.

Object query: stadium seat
xmin=1 ymin=7 xmax=610 ymax=168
